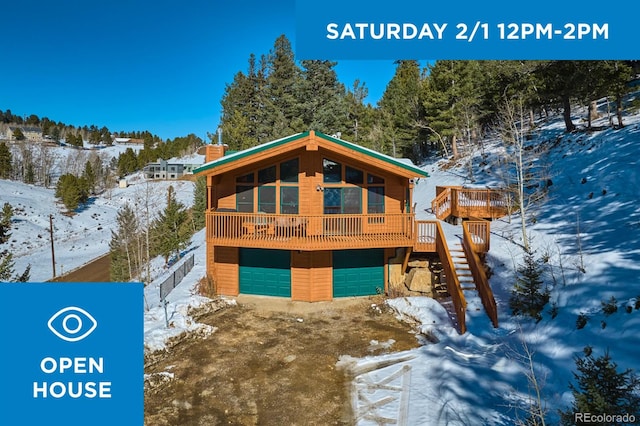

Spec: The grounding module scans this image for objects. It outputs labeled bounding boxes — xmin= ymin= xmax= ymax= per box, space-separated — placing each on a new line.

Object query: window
xmin=324 ymin=188 xmax=362 ymax=214
xmin=343 ymin=187 xmax=362 ymax=214
xmin=236 ymin=186 xmax=254 ymax=212
xmin=323 ymin=188 xmax=341 ymax=214
xmin=367 ymin=174 xmax=384 ymax=184
xmin=280 ymin=187 xmax=299 ymax=214
xmin=280 ymin=158 xmax=299 ymax=183
xmin=237 ymin=172 xmax=254 ymax=183
xmin=368 ymin=187 xmax=385 ymax=214
xmin=346 ymin=166 xmax=363 ymax=184
xmin=258 ymin=166 xmax=276 ymax=184
xmin=323 ymin=158 xmax=342 ymax=183
xmin=258 ymin=186 xmax=276 ymax=213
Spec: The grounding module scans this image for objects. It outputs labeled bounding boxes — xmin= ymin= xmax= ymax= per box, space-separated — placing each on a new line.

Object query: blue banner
xmin=295 ymin=0 xmax=636 ymax=59
xmin=0 ymin=283 xmax=143 ymax=426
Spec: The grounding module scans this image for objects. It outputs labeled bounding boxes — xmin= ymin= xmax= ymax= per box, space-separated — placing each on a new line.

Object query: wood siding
xmin=291 ymin=251 xmax=332 ymax=302
xmin=214 ymin=246 xmax=239 ymax=296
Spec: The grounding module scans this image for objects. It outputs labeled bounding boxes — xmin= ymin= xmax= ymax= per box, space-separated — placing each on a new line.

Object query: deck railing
xmin=462 ymin=221 xmax=498 ymax=328
xmin=205 ymin=211 xmax=416 ymax=251
xmin=414 ymin=220 xmax=437 ymax=252
xmin=463 ymin=220 xmax=491 ymax=253
xmin=432 ymin=187 xmax=510 ymax=221
xmin=434 ymin=221 xmax=467 ymax=334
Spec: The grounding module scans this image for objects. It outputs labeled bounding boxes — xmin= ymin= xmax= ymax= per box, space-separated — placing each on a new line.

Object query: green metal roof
xmin=194 ymin=130 xmax=429 ymax=178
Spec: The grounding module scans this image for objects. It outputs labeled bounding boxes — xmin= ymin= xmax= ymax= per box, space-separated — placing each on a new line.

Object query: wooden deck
xmin=432 ymin=186 xmax=510 ymax=221
xmin=205 ymin=211 xmax=497 ymax=334
xmin=205 ymin=212 xmax=416 ymax=251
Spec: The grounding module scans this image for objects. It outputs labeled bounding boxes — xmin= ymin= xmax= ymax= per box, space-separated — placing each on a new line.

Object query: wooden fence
xmin=462 ymin=221 xmax=498 ymax=328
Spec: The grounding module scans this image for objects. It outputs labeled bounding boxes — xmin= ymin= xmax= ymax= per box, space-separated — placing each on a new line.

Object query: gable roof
xmin=194 ymin=130 xmax=429 ymax=178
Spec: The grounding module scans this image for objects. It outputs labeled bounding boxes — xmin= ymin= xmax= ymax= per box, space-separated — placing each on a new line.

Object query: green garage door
xmin=333 ymin=249 xmax=384 ymax=297
xmin=239 ymin=249 xmax=291 ymax=297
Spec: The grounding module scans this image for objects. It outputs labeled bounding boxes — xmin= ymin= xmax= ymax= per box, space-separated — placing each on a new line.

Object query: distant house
xmin=143 ymin=159 xmax=202 ymax=180
xmin=5 ymin=126 xmax=43 ymax=142
xmin=114 ymin=137 xmax=145 ymax=144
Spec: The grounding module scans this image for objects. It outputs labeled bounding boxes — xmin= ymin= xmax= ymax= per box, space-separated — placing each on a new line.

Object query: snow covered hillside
xmin=348 ymin=107 xmax=640 ymax=424
xmin=1 ymin=173 xmax=195 ymax=282
xmin=137 ymin=106 xmax=640 ymax=425
xmin=3 ymin=105 xmax=639 ymax=424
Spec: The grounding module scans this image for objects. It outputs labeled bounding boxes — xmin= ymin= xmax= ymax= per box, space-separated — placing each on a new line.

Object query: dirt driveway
xmin=144 ymin=295 xmax=420 ymax=425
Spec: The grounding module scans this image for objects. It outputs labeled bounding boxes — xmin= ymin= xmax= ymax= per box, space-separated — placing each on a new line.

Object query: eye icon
xmin=47 ymin=307 xmax=98 ymax=342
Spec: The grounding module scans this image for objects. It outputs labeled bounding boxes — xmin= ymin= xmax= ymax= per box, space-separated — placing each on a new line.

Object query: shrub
xmin=576 ymin=313 xmax=588 ymax=330
xmin=602 ymin=296 xmax=618 ymax=316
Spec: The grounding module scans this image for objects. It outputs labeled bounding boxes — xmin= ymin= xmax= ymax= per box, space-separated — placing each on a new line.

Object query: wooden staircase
xmin=412 ymin=219 xmax=498 ymax=334
xmin=450 ymin=244 xmax=477 ymax=291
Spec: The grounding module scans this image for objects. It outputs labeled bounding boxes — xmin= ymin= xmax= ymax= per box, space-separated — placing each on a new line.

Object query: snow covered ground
xmin=2 ymin=105 xmax=640 ymax=424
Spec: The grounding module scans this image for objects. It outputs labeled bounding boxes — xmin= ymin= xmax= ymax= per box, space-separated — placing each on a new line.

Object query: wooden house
xmin=194 ymin=130 xmax=429 ymax=302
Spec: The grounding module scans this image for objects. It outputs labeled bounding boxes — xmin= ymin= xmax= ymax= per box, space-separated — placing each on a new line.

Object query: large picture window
xmin=258 ymin=186 xmax=276 ymax=213
xmin=236 ymin=186 xmax=254 ymax=212
xmin=367 ymin=187 xmax=385 ymax=214
xmin=280 ymin=187 xmax=299 ymax=214
xmin=323 ymin=158 xmax=385 ymax=216
xmin=234 ymin=158 xmax=299 ymax=214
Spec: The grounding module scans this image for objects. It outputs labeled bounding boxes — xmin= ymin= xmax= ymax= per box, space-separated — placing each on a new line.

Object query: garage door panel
xmin=240 ymin=249 xmax=291 ymax=297
xmin=333 ymin=249 xmax=383 ymax=297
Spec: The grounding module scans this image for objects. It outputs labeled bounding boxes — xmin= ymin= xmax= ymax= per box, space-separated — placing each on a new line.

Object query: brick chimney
xmin=205 ymin=144 xmax=226 ymax=162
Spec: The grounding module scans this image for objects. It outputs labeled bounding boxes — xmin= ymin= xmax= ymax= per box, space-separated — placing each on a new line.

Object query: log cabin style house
xmin=194 ymin=130 xmax=429 ymax=302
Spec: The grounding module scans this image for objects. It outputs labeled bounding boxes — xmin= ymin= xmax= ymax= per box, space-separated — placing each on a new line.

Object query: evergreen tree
xmin=509 ymin=247 xmax=550 ymax=322
xmin=298 ymin=59 xmax=348 ymax=134
xmin=0 ymin=203 xmax=30 ymax=282
xmin=24 ymin=161 xmax=35 ymax=184
xmin=422 ymin=60 xmax=485 ymax=159
xmin=560 ymin=347 xmax=640 ymax=424
xmin=109 ymin=203 xmax=140 ymax=282
xmin=13 ymin=127 xmax=25 ymax=141
xmin=55 ymin=174 xmax=89 ymax=211
xmin=192 ymin=176 xmax=207 ymax=231
xmin=265 ymin=35 xmax=303 ymax=138
xmin=0 ymin=141 xmax=12 ymax=179
xmin=344 ymin=79 xmax=371 ymax=143
xmin=83 ymin=161 xmax=96 ymax=194
xmin=152 ymin=186 xmax=190 ymax=265
xmin=117 ymin=148 xmax=138 ymax=176
xmin=378 ymin=60 xmax=426 ymax=159
xmin=536 ymin=61 xmax=585 ymax=132
xmin=0 ymin=203 xmax=13 ymax=244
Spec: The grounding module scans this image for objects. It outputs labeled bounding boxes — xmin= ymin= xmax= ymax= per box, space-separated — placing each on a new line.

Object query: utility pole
xmin=49 ymin=214 xmax=56 ymax=278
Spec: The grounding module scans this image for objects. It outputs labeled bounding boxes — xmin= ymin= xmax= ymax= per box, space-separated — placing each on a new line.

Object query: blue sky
xmin=1 ymin=0 xmax=401 ymax=141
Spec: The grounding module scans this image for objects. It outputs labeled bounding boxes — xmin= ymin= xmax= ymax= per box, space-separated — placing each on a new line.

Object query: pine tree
xmin=24 ymin=161 xmax=35 ymax=184
xmin=421 ymin=60 xmax=485 ymax=159
xmin=109 ymin=203 xmax=140 ymax=282
xmin=378 ymin=60 xmax=426 ymax=159
xmin=509 ymin=247 xmax=550 ymax=322
xmin=192 ymin=176 xmax=206 ymax=231
xmin=265 ymin=35 xmax=302 ymax=139
xmin=297 ymin=59 xmax=348 ymax=134
xmin=13 ymin=127 xmax=25 ymax=141
xmin=55 ymin=174 xmax=89 ymax=211
xmin=0 ymin=203 xmax=30 ymax=282
xmin=0 ymin=141 xmax=13 ymax=179
xmin=0 ymin=203 xmax=13 ymax=244
xmin=560 ymin=347 xmax=640 ymax=424
xmin=152 ymin=186 xmax=190 ymax=265
xmin=83 ymin=160 xmax=96 ymax=195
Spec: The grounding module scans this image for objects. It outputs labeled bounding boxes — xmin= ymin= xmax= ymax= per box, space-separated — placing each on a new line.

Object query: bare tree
xmin=497 ymin=95 xmax=551 ymax=252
